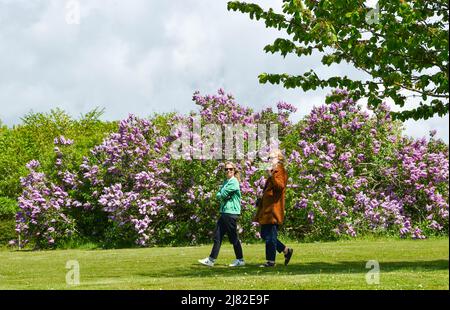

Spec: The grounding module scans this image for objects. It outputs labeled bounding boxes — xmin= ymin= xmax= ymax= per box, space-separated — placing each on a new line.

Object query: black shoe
xmin=284 ymin=248 xmax=293 ymax=266
xmin=259 ymin=261 xmax=275 ymax=267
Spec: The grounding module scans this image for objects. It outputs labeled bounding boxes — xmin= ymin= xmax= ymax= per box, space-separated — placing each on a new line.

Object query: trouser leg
xmin=275 ymin=226 xmax=286 ymax=253
xmin=223 ymin=214 xmax=243 ymax=260
xmin=261 ymin=224 xmax=276 ymax=261
xmin=209 ymin=216 xmax=226 ymax=259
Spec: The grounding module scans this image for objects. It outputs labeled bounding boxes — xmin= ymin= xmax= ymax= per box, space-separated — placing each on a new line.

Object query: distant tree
xmin=228 ymin=0 xmax=449 ymax=120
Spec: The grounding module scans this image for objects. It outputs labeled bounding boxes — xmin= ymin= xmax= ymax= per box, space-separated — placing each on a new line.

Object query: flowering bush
xmin=74 ymin=114 xmax=177 ymax=246
xmin=11 ymin=89 xmax=449 ymax=248
xmin=284 ymin=90 xmax=449 ymax=240
xmin=15 ymin=160 xmax=76 ymax=248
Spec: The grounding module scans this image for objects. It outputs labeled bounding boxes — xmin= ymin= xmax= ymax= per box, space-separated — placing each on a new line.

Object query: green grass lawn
xmin=0 ymin=238 xmax=448 ymax=290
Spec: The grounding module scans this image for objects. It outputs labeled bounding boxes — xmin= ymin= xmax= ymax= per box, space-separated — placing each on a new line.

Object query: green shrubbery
xmin=0 ymin=108 xmax=117 ymax=199
xmin=0 ymin=197 xmax=17 ymax=219
xmin=0 ymin=197 xmax=18 ymax=246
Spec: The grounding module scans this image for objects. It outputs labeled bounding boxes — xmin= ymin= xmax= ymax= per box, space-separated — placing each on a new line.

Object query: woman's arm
xmin=216 ymin=178 xmax=239 ymax=200
xmin=271 ymin=166 xmax=287 ymax=192
xmin=253 ymin=198 xmax=263 ymax=222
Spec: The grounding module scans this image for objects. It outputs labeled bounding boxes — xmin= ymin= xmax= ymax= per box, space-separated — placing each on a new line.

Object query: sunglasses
xmin=224 ymin=168 xmax=234 ymax=171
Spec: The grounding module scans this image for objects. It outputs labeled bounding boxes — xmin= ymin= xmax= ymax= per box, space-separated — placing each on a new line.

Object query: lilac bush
xmin=284 ymin=90 xmax=449 ymax=240
xmin=12 ymin=89 xmax=449 ymax=248
xmin=16 ymin=160 xmax=76 ymax=248
xmin=78 ymin=114 xmax=176 ymax=246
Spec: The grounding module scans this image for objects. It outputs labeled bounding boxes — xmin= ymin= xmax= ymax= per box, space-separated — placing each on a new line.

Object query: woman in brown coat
xmin=254 ymin=149 xmax=293 ymax=267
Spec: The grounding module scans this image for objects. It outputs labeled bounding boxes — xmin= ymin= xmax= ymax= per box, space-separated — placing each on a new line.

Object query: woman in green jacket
xmin=198 ymin=162 xmax=245 ymax=267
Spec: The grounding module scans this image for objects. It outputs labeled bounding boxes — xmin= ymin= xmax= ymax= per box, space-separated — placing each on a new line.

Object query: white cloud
xmin=0 ymin=0 xmax=447 ymax=143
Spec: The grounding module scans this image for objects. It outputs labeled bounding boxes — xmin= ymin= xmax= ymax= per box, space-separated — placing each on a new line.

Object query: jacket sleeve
xmin=253 ymin=200 xmax=263 ymax=222
xmin=272 ymin=166 xmax=287 ymax=192
xmin=216 ymin=178 xmax=239 ymax=200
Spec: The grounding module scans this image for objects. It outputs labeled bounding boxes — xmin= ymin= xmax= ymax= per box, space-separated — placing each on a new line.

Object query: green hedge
xmin=0 ymin=197 xmax=18 ymax=219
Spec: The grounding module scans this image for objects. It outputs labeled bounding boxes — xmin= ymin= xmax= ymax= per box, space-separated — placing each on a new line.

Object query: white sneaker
xmin=229 ymin=259 xmax=245 ymax=267
xmin=198 ymin=257 xmax=214 ymax=267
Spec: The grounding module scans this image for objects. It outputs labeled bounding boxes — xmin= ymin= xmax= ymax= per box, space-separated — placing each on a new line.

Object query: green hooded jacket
xmin=216 ymin=176 xmax=241 ymax=215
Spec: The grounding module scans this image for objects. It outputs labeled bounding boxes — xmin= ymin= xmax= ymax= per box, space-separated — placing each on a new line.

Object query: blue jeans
xmin=261 ymin=224 xmax=286 ymax=262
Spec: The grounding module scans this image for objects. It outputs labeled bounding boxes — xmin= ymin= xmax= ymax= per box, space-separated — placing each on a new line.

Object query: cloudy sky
xmin=0 ymin=0 xmax=448 ymax=142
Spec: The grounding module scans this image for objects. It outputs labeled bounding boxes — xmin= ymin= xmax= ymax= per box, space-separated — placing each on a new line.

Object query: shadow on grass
xmin=137 ymin=260 xmax=449 ymax=278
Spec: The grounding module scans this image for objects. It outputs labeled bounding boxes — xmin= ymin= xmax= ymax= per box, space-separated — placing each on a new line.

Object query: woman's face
xmin=224 ymin=165 xmax=235 ymax=179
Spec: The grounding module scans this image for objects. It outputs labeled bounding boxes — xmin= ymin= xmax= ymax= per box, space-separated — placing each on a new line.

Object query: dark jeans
xmin=261 ymin=224 xmax=286 ymax=262
xmin=209 ymin=213 xmax=243 ymax=260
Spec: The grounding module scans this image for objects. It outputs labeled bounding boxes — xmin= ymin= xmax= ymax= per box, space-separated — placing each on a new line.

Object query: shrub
xmin=0 ymin=197 xmax=18 ymax=219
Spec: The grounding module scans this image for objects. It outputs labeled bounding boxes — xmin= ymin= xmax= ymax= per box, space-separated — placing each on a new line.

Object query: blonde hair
xmin=224 ymin=161 xmax=241 ymax=182
xmin=270 ymin=149 xmax=286 ymax=166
